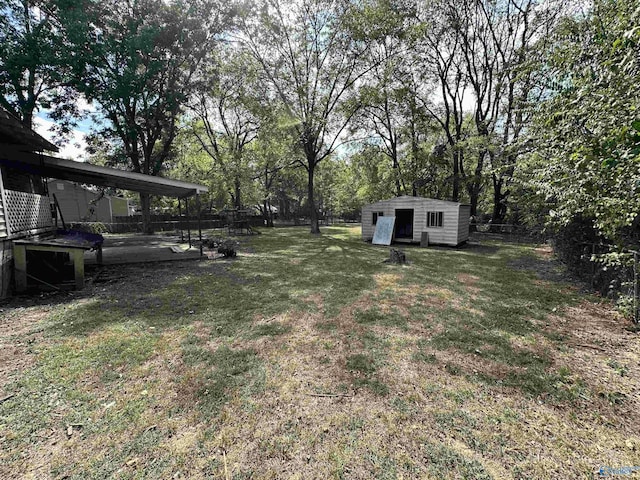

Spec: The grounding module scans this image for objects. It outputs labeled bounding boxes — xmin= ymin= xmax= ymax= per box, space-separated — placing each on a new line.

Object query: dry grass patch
xmin=457 ymin=273 xmax=482 ymax=296
xmin=543 ymin=301 xmax=640 ymax=433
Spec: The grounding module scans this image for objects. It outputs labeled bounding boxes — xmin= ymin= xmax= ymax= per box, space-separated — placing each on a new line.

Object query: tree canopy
xmin=2 ymin=0 xmax=637 ymax=253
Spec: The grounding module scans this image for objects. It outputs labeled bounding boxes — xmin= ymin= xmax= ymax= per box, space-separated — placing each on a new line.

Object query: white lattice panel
xmin=5 ymin=190 xmax=53 ymax=235
xmin=0 ymin=195 xmax=7 ymax=238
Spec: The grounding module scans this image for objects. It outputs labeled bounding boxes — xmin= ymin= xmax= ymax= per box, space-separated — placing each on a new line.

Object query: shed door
xmin=394 ymin=209 xmax=414 ymax=239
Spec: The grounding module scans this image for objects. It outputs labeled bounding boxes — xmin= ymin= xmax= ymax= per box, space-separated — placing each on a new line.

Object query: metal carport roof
xmin=0 ymin=147 xmax=207 ymax=198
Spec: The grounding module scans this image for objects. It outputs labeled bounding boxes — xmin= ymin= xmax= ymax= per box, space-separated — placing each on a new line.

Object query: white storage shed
xmin=361 ymin=196 xmax=471 ymax=246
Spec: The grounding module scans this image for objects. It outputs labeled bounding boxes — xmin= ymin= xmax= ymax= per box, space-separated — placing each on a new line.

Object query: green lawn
xmin=1 ymin=225 xmax=638 ymax=479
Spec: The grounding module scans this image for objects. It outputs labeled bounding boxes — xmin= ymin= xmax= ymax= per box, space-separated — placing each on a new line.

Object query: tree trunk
xmin=393 ymin=160 xmax=402 ymax=197
xmin=140 ymin=192 xmax=153 ymax=234
xmin=391 ymin=140 xmax=403 ymax=196
xmin=267 ymin=200 xmax=274 ymax=227
xmin=468 ymin=186 xmax=480 ymax=233
xmin=22 ymin=111 xmax=33 ymax=129
xmin=234 ymin=177 xmax=242 ymax=209
xmin=490 ymin=174 xmax=508 ymax=232
xmin=308 ymin=162 xmax=320 ymax=234
xmin=452 ymin=150 xmax=461 ymax=202
xmin=262 ymin=199 xmax=274 ymax=227
xmin=467 ymin=149 xmax=486 ymax=231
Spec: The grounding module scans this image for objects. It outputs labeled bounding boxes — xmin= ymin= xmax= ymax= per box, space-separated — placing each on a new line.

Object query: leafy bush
xmin=552 ymin=216 xmax=636 ymax=314
xmin=68 ymin=222 xmax=110 ymax=234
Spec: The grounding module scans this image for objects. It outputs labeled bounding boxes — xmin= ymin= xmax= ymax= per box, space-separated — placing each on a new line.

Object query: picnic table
xmin=228 ymin=220 xmax=253 ymax=235
xmin=224 ymin=209 xmax=255 ymax=235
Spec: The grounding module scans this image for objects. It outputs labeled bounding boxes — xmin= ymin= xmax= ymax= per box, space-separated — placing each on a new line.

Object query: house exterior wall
xmin=361 ymin=196 xmax=469 ymax=246
xmin=51 ymin=180 xmax=95 ymax=222
xmin=94 ymin=197 xmax=111 ymax=223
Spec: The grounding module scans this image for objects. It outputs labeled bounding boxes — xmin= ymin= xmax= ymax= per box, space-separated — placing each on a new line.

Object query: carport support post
xmin=197 ymin=193 xmax=203 ymax=256
xmin=178 ymin=198 xmax=184 ymax=242
xmin=185 ymin=198 xmax=192 ymax=248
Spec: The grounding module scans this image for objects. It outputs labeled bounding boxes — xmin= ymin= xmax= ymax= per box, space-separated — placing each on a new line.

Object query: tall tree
xmin=351 ymin=0 xmax=415 ymax=197
xmin=190 ymin=49 xmax=262 ymax=209
xmin=72 ymin=0 xmax=229 ymax=233
xmin=0 ymin=0 xmax=80 ymax=129
xmin=248 ymin=114 xmax=300 ymax=227
xmin=411 ymin=0 xmax=469 ymax=202
xmin=239 ymin=0 xmax=378 ymax=234
xmin=355 ymin=84 xmax=408 ymax=197
xmin=451 ymin=0 xmax=565 ymax=225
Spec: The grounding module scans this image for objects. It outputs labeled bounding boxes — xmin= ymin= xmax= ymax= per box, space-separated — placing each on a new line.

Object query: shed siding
xmin=361 ymin=204 xmax=372 ymax=239
xmin=361 ymin=196 xmax=467 ymax=246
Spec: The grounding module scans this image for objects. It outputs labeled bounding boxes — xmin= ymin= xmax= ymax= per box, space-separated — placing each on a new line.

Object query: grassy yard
xmin=1 ymin=225 xmax=639 ymax=479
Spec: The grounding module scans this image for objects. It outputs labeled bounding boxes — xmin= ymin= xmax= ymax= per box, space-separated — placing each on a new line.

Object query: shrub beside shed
xmin=361 ymin=196 xmax=470 ymax=246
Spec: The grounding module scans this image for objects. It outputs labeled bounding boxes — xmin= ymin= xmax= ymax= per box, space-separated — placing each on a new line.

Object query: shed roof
xmin=1 ymin=148 xmax=207 ymax=198
xmin=366 ymin=196 xmax=470 ymax=207
xmin=0 ymin=107 xmax=59 ymax=152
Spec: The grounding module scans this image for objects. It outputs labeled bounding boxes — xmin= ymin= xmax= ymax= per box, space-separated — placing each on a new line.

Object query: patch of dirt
xmin=456 ymin=273 xmax=481 ymax=296
xmin=434 ymin=347 xmax=515 ymax=380
xmin=301 ymin=293 xmax=324 ymax=310
xmin=0 ymin=305 xmax=50 ymax=338
xmin=88 ymin=259 xmax=234 ymax=300
xmin=545 ymin=301 xmax=640 ymax=433
xmin=534 ymin=244 xmax=554 ymax=260
xmin=0 ymin=339 xmax=38 ymax=397
xmin=509 ymin=254 xmax=581 ymax=287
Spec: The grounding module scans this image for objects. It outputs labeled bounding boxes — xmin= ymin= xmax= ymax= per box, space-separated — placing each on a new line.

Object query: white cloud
xmin=77 ymin=97 xmax=97 ymax=113
xmin=33 ymin=117 xmax=88 ymax=162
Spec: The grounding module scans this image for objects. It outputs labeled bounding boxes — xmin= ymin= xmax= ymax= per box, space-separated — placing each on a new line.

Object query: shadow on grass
xmin=43 ymin=226 xmax=585 ymax=405
xmin=50 ymin=226 xmax=385 ymax=338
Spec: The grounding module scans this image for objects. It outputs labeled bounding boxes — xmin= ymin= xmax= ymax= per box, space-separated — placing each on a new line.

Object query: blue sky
xmin=33 ymin=99 xmax=97 ymax=160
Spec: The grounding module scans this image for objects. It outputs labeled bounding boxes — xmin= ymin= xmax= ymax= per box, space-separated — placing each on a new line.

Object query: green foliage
xmin=422 ymin=441 xmax=493 ymax=480
xmin=0 ymin=0 xmax=80 ymax=128
xmin=240 ymin=0 xmax=381 ymax=232
xmin=528 ymin=0 xmax=640 ymax=244
xmin=76 ymin=0 xmax=223 ymax=172
xmin=189 ymin=48 xmax=267 ymax=209
xmin=68 ymin=222 xmax=108 ymax=234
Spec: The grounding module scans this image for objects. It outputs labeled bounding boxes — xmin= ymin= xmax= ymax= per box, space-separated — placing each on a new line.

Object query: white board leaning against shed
xmin=361 ymin=196 xmax=471 ymax=247
xmin=372 ymin=216 xmax=395 ymax=245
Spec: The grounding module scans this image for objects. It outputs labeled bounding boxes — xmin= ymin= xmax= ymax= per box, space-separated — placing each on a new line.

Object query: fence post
xmin=634 ymin=252 xmax=639 ymax=325
xmin=185 ymin=199 xmax=191 ymax=248
xmin=196 ymin=194 xmax=203 ymax=257
xmin=178 ymin=199 xmax=184 ymax=242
